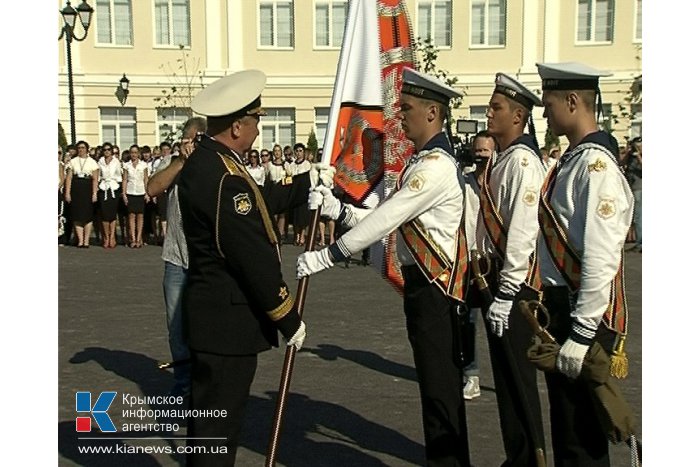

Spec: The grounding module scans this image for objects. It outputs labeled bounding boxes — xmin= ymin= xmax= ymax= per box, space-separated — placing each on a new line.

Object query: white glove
xmin=308 ymin=188 xmax=323 ymax=211
xmin=556 ymin=338 xmax=590 ymax=379
xmin=308 ymin=185 xmax=342 ymax=219
xmin=296 ymin=248 xmax=335 ymax=279
xmin=309 ymin=163 xmax=336 ymax=188
xmin=286 ymin=321 xmax=306 ymax=351
xmin=486 ymin=297 xmax=512 ymax=337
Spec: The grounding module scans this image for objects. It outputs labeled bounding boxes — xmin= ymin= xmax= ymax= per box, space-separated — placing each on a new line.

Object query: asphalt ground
xmin=58 ymin=239 xmax=642 ymax=466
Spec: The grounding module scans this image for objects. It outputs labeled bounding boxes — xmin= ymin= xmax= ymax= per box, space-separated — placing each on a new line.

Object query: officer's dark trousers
xmin=542 ymin=287 xmax=614 ymax=467
xmin=482 ymin=283 xmax=545 ymax=467
xmin=186 ymin=350 xmax=257 ymax=467
xmin=402 ymin=265 xmax=470 ymax=466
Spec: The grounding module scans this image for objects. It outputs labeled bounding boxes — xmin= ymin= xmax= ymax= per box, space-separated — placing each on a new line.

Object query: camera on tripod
xmin=451 ymin=119 xmax=479 ymax=168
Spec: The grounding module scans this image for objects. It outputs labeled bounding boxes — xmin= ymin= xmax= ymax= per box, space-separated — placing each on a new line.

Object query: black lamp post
xmin=58 ymin=0 xmax=94 ymax=146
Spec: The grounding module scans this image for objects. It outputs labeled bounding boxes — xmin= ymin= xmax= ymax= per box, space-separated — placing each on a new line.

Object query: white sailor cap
xmin=493 ymin=73 xmax=542 ymax=109
xmin=536 ymin=62 xmax=612 ymax=91
xmin=191 ymin=69 xmax=267 ymax=118
xmin=401 ymin=68 xmax=462 ymax=106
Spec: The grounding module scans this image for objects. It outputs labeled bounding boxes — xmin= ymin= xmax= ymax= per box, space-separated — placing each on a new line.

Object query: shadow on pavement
xmin=241 ymin=392 xmax=425 ymax=466
xmin=69 ymin=346 xmax=172 ymax=397
xmin=63 ymin=346 xmax=423 ymax=466
xmin=304 ymin=344 xmax=417 ymax=383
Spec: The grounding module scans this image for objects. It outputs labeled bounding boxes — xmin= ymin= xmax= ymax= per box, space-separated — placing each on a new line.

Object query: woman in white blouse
xmin=97 ymin=143 xmax=123 ymax=248
xmin=64 ymin=140 xmax=99 ymax=248
xmin=246 ymin=149 xmax=266 ymax=186
xmin=121 ymin=144 xmax=150 ymax=248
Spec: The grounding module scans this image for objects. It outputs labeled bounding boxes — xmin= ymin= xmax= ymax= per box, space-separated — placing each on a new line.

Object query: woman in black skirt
xmin=64 ymin=141 xmax=99 ymax=248
xmin=121 ymin=144 xmax=150 ymax=248
xmin=97 ymin=143 xmax=122 ymax=248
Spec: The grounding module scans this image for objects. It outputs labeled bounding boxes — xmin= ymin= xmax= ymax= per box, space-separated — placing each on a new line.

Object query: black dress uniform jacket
xmin=178 ymin=136 xmax=311 ymax=355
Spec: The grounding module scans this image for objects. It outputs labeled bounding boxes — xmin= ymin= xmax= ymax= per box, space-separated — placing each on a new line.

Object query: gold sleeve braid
xmin=267 ymin=293 xmax=294 ymax=322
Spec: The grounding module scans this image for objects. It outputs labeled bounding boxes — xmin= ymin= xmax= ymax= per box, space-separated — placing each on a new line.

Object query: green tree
xmin=154 ymin=45 xmax=204 ymax=142
xmin=606 ymin=45 xmax=642 ymax=139
xmin=544 ymin=128 xmax=560 ymax=151
xmin=413 ymin=37 xmax=463 ymax=110
xmin=306 ymin=129 xmax=319 ymax=158
xmin=58 ymin=121 xmax=68 ymax=150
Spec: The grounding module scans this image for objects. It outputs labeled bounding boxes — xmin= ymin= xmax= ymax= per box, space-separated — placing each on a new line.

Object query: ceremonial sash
xmin=396 ymin=158 xmax=469 ymax=302
xmin=538 ymin=164 xmax=629 ymax=377
xmin=479 ymin=154 xmax=541 ymax=289
xmin=399 ymin=217 xmax=469 ymax=302
xmin=218 ymin=153 xmax=279 ymax=247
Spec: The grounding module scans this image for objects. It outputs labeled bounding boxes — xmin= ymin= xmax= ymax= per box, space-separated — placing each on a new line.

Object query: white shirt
xmin=123 ymin=160 xmax=149 ymax=195
xmin=288 ymin=159 xmax=311 ymax=176
xmin=333 ymin=140 xmax=464 ymax=267
xmin=98 ymin=156 xmax=123 ymax=193
xmin=475 ymin=142 xmax=546 ymax=296
xmin=267 ymin=162 xmax=287 ymax=183
xmin=537 ymin=138 xmax=633 ymax=334
xmin=246 ymin=165 xmax=266 ymax=186
xmin=68 ymin=156 xmax=99 ymax=178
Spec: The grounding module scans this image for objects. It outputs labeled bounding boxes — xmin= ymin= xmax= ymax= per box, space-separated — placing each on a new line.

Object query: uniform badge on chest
xmin=234 ymin=193 xmax=252 ymax=215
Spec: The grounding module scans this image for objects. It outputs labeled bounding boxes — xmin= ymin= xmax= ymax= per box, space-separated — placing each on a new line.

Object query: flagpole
xmin=264 ymin=2 xmax=365 ymax=465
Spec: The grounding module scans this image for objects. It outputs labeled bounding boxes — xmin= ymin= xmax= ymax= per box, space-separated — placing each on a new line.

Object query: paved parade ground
xmin=58 ymin=242 xmax=642 ymax=466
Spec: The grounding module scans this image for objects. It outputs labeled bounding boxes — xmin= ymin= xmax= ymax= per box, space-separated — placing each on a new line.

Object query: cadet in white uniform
xmin=475 ymin=74 xmax=547 ymax=467
xmin=297 ymin=68 xmax=472 ymax=466
xmin=536 ymin=62 xmax=633 ymax=467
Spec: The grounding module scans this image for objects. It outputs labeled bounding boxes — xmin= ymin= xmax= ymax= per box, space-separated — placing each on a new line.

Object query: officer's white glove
xmin=556 ymin=338 xmax=589 ymax=379
xmin=308 ymin=185 xmax=342 ymax=220
xmin=296 ymin=248 xmax=334 ymax=279
xmin=286 ymin=321 xmax=307 ymax=351
xmin=308 ymin=188 xmax=323 ymax=211
xmin=486 ymin=297 xmax=512 ymax=337
xmin=309 ymin=163 xmax=336 ymax=188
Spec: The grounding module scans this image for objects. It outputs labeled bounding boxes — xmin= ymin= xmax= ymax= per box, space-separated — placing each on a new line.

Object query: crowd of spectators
xmin=58 ymin=140 xmax=335 ymax=248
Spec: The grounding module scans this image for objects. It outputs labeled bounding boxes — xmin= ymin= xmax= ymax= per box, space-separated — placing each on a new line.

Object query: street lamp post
xmin=58 ymin=0 xmax=94 ymax=146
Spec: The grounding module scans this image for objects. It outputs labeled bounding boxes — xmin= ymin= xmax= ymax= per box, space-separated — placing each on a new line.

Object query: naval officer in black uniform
xmin=177 ymin=69 xmax=334 ymax=466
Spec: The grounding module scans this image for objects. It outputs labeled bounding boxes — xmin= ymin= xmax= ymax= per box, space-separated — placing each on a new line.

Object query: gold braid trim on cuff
xmin=267 ymin=294 xmax=294 ymax=322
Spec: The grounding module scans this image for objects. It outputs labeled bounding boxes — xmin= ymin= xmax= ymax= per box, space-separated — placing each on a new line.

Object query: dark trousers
xmin=186 ymin=350 xmax=257 ymax=467
xmin=483 ymin=298 xmax=546 ymax=467
xmin=402 ymin=266 xmax=470 ymax=467
xmin=542 ymin=286 xmax=615 ymax=467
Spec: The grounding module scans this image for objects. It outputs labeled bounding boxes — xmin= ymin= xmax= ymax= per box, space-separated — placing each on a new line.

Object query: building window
xmin=418 ymin=0 xmax=452 ymax=48
xmin=576 ymin=0 xmax=614 ymax=43
xmin=315 ymin=0 xmax=348 ymax=48
xmin=154 ymin=0 xmax=191 ymax=47
xmin=96 ymin=0 xmax=133 ymax=45
xmin=470 ymin=0 xmax=505 ymax=47
xmin=260 ymin=108 xmax=296 ymax=149
xmin=314 ymin=108 xmax=330 ymax=147
xmin=100 ymin=107 xmax=137 ymax=149
xmin=600 ymin=103 xmax=614 ymax=131
xmin=156 ymin=107 xmax=191 ymax=143
xmin=630 ymin=103 xmax=642 ymax=138
xmin=469 ymin=105 xmax=488 ymax=132
xmin=259 ymin=0 xmax=294 ymax=48
xmin=634 ymin=0 xmax=641 ymax=41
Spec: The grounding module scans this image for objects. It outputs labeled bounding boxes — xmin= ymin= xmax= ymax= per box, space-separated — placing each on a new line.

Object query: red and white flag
xmin=321 ymin=0 xmax=416 ymax=292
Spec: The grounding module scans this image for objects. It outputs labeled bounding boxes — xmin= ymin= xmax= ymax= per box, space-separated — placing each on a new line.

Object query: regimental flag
xmin=321 ymin=0 xmax=416 ymax=292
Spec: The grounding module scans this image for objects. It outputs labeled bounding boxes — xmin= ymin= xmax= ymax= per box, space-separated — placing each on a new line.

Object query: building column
xmin=205 ymin=0 xmax=224 ymax=74
xmin=519 ymin=0 xmax=540 ymax=75
xmin=543 ymin=0 xmax=561 ymax=63
xmin=227 ymin=0 xmax=245 ymax=72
